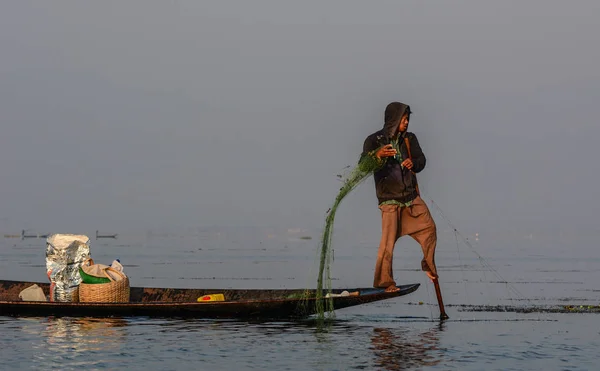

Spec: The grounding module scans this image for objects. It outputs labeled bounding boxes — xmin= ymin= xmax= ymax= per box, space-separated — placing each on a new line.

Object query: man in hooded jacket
xmin=361 ymin=101 xmax=438 ymax=292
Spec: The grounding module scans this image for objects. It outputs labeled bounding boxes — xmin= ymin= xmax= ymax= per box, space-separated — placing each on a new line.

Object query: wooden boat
xmin=0 ymin=280 xmax=419 ymax=319
xmin=95 ymin=230 xmax=118 ymax=239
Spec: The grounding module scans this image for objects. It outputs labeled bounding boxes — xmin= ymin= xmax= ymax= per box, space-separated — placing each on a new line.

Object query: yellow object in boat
xmin=197 ymin=294 xmax=225 ymax=302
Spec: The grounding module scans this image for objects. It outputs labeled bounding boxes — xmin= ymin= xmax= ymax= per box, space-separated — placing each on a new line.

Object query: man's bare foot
xmin=384 ymin=285 xmax=401 ymax=293
xmin=425 ymin=271 xmax=438 ymax=282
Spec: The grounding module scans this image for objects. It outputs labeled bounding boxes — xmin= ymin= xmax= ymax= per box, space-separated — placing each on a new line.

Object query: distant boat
xmin=20 ymin=230 xmax=49 ymax=239
xmin=96 ymin=230 xmax=118 ymax=239
xmin=21 ymin=230 xmax=38 ymax=240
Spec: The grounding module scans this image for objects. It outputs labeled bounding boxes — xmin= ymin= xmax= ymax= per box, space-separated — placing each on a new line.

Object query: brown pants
xmin=374 ymin=196 xmax=438 ymax=288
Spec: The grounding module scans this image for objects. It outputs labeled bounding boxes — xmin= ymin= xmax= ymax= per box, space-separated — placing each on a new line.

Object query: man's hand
xmin=375 ymin=144 xmax=397 ymax=159
xmin=401 ymin=158 xmax=413 ymax=170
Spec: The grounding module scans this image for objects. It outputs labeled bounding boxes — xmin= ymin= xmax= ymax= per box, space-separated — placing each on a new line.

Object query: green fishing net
xmin=308 ymin=150 xmax=385 ymax=321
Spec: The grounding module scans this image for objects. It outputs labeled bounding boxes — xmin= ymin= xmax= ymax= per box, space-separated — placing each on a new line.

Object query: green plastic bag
xmin=79 ymin=258 xmax=111 ymax=284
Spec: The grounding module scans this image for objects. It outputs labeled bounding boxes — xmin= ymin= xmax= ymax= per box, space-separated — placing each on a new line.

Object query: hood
xmin=383 ymin=101 xmax=411 ymax=139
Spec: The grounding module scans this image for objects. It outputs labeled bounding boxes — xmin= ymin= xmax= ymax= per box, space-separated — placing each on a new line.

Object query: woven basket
xmin=79 ymin=267 xmax=130 ymax=303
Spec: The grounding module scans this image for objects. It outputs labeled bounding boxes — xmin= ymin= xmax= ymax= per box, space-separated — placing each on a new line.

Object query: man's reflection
xmin=371 ymin=323 xmax=445 ymax=370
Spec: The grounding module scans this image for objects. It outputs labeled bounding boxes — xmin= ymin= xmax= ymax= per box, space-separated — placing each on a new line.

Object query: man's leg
xmin=402 ymin=197 xmax=448 ymax=318
xmin=374 ymin=204 xmax=400 ymax=290
xmin=399 ymin=197 xmax=438 ymax=279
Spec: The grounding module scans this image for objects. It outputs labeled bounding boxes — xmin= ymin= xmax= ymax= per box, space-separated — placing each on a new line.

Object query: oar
xmin=432 ymin=278 xmax=449 ymax=320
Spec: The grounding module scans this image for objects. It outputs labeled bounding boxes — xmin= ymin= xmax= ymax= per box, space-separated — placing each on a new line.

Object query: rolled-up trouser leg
xmin=374 ymin=204 xmax=399 ymax=288
xmin=399 ymin=197 xmax=438 ymax=277
xmin=411 ymin=222 xmax=438 ymax=277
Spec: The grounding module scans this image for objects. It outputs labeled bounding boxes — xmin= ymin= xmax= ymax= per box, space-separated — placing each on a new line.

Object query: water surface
xmin=1 ymin=227 xmax=599 ymax=370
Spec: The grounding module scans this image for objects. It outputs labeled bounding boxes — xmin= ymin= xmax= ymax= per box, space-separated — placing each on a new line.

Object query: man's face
xmin=399 ymin=114 xmax=409 ymax=132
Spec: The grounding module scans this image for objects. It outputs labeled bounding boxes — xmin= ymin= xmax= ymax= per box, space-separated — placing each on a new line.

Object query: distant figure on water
xmin=361 ymin=102 xmax=438 ymax=293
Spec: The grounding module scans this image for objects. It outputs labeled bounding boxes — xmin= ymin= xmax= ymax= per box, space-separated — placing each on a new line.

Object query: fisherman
xmin=361 ymin=102 xmax=438 ymax=293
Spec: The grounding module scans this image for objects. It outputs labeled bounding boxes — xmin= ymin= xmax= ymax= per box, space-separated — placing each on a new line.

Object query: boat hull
xmin=0 ymin=280 xmax=420 ymax=319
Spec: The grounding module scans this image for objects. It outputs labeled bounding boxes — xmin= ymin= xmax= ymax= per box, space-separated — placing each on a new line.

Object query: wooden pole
xmin=404 ymin=136 xmax=449 ymax=320
xmin=432 ymin=278 xmax=449 ymax=320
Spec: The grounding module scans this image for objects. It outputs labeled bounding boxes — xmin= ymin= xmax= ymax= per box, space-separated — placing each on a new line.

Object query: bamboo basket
xmin=78 ymin=267 xmax=130 ymax=303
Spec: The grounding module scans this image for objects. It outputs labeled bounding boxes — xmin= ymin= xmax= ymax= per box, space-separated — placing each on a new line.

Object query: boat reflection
xmin=42 ymin=317 xmax=128 ymax=351
xmin=371 ymin=323 xmax=446 ymax=370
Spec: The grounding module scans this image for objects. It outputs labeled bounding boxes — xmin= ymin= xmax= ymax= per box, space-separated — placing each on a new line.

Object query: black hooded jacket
xmin=361 ymin=102 xmax=426 ymax=205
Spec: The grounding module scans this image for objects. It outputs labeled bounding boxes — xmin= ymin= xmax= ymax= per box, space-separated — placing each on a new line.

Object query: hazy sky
xmin=1 ymin=1 xmax=599 ymax=236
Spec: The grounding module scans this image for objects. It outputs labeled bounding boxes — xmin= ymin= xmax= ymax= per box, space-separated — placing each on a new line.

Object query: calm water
xmin=1 ymin=226 xmax=599 ymax=370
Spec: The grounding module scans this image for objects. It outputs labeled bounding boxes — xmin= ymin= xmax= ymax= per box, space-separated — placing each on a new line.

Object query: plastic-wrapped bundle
xmin=45 ymin=234 xmax=91 ymax=302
